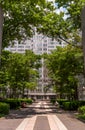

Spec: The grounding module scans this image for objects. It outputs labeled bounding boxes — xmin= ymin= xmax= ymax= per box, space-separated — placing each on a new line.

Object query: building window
xmin=48 ymin=46 xmax=54 ymax=48
xmin=43 ymin=44 xmax=47 ymax=46
xmin=44 ymin=39 xmax=47 ymax=42
xmin=18 ymin=46 xmax=24 ymax=48
xmin=18 ymin=49 xmax=24 ymax=51
xmin=38 ymin=48 xmax=42 ymax=51
xmin=43 ymin=48 xmax=47 ymax=51
xmin=10 ymin=49 xmax=16 ymax=51
xmin=25 ymin=46 xmax=30 ymax=48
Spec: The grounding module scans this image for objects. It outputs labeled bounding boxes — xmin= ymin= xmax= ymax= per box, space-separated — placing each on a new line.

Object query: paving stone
xmin=33 ymin=116 xmax=50 ymax=130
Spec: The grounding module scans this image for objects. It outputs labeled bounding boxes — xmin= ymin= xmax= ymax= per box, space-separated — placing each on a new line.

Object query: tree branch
xmin=59 ymin=35 xmax=71 ymax=44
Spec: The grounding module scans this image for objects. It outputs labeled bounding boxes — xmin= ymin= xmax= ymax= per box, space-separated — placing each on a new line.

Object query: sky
xmin=47 ymin=0 xmax=55 ymax=2
xmin=47 ymin=0 xmax=67 ymax=19
xmin=47 ymin=0 xmax=64 ymax=12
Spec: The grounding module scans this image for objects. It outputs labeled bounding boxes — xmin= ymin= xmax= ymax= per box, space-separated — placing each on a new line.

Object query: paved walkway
xmin=0 ymin=101 xmax=85 ymax=130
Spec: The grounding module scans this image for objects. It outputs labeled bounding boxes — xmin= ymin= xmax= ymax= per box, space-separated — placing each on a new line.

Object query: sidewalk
xmin=0 ymin=117 xmax=23 ymax=130
xmin=0 ymin=101 xmax=85 ymax=130
xmin=56 ymin=110 xmax=85 ymax=130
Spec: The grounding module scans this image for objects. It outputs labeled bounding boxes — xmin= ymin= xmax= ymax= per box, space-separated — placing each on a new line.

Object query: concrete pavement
xmin=0 ymin=101 xmax=85 ymax=130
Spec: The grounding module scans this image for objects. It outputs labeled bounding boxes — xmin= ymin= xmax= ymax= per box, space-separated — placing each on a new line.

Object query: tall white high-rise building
xmin=6 ymin=33 xmax=64 ymax=54
xmin=6 ymin=33 xmax=65 ymax=99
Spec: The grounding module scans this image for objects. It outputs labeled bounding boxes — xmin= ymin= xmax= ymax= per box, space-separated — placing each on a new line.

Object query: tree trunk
xmin=74 ymin=85 xmax=78 ymax=100
xmin=0 ymin=6 xmax=3 ymax=65
xmin=81 ymin=6 xmax=85 ymax=79
xmin=22 ymin=86 xmax=25 ymax=98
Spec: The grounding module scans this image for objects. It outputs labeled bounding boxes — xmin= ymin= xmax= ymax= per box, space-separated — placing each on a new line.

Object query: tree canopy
xmin=0 ymin=0 xmax=56 ymax=48
xmin=45 ymin=45 xmax=83 ymax=99
xmin=0 ymin=0 xmax=85 ymax=99
xmin=38 ymin=0 xmax=85 ymax=45
xmin=0 ymin=0 xmax=85 ymax=48
xmin=0 ymin=50 xmax=41 ymax=98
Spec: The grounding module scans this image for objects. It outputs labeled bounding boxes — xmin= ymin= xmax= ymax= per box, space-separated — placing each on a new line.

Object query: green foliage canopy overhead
xmin=0 ymin=0 xmax=55 ymax=48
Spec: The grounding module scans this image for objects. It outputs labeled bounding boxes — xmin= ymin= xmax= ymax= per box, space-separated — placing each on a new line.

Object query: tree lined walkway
xmin=0 ymin=101 xmax=85 ymax=130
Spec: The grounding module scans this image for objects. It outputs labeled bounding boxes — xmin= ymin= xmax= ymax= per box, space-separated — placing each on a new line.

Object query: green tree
xmin=0 ymin=50 xmax=11 ymax=98
xmin=21 ymin=50 xmax=40 ymax=98
xmin=38 ymin=0 xmax=84 ymax=44
xmin=0 ymin=50 xmax=41 ymax=98
xmin=45 ymin=45 xmax=83 ymax=100
xmin=54 ymin=1 xmax=85 ymax=81
xmin=7 ymin=52 xmax=25 ymax=98
xmin=0 ymin=0 xmax=55 ymax=54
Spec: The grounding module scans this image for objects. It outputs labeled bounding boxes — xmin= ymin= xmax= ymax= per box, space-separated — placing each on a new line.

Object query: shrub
xmin=77 ymin=114 xmax=85 ymax=121
xmin=0 ymin=98 xmax=33 ymax=109
xmin=56 ymin=100 xmax=85 ymax=111
xmin=57 ymin=99 xmax=68 ymax=108
xmin=78 ymin=106 xmax=85 ymax=114
xmin=62 ymin=102 xmax=71 ymax=110
xmin=62 ymin=101 xmax=79 ymax=110
xmin=20 ymin=98 xmax=33 ymax=104
xmin=0 ymin=102 xmax=10 ymax=115
xmin=5 ymin=99 xmax=21 ymax=109
xmin=50 ymin=98 xmax=56 ymax=104
xmin=79 ymin=101 xmax=85 ymax=107
xmin=70 ymin=101 xmax=79 ymax=110
xmin=1 ymin=99 xmax=21 ymax=109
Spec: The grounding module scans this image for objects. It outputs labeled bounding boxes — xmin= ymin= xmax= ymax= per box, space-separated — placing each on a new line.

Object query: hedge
xmin=78 ymin=106 xmax=85 ymax=114
xmin=62 ymin=101 xmax=79 ymax=110
xmin=0 ymin=98 xmax=33 ymax=109
xmin=0 ymin=102 xmax=10 ymax=115
xmin=57 ymin=99 xmax=85 ymax=111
